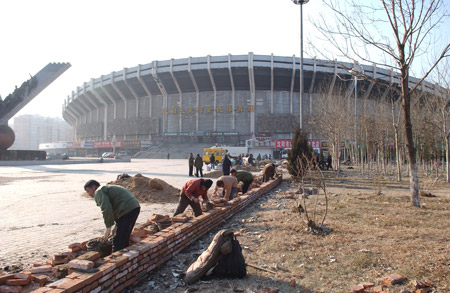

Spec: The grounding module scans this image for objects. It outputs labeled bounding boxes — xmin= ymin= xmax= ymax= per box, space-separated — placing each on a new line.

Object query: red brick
xmin=351 ymin=284 xmax=365 ymax=293
xmin=5 ymin=279 xmax=30 ymax=286
xmin=384 ymin=273 xmax=407 ymax=285
xmin=31 ymin=274 xmax=50 ymax=286
xmin=31 ymin=265 xmax=53 ymax=275
xmin=372 ymin=285 xmax=388 ymax=293
xmin=98 ymin=262 xmax=116 ymax=275
xmin=56 ymin=278 xmax=85 ymax=293
xmin=0 ymin=275 xmax=15 ymax=285
xmin=0 ymin=285 xmax=22 ymax=293
xmin=76 ymin=251 xmax=101 ymax=261
xmin=105 ymin=255 xmax=128 ymax=266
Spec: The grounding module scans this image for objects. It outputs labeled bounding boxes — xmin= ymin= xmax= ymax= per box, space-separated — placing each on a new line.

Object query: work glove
xmin=103 ymin=227 xmax=111 ymax=241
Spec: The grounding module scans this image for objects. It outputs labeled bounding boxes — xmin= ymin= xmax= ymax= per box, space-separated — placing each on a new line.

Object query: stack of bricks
xmin=0 ymin=176 xmax=281 ymax=293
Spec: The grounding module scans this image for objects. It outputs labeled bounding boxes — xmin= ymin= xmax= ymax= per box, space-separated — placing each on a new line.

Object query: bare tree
xmin=313 ymin=0 xmax=450 ymax=207
xmin=423 ymin=61 xmax=450 ymax=182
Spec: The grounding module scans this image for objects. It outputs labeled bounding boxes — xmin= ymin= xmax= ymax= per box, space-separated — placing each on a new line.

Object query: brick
xmin=105 ymin=255 xmax=128 ymax=266
xmin=31 ymin=274 xmax=50 ymax=286
xmin=68 ymin=259 xmax=94 ymax=271
xmin=98 ymin=263 xmax=116 ymax=275
xmin=76 ymin=251 xmax=101 ymax=261
xmin=123 ymin=250 xmax=139 ymax=260
xmin=56 ymin=278 xmax=85 ymax=293
xmin=384 ymin=273 xmax=407 ymax=285
xmin=351 ymin=284 xmax=365 ymax=293
xmin=372 ymin=285 xmax=388 ymax=293
xmin=5 ymin=279 xmax=30 ymax=286
xmin=32 ymin=287 xmax=53 ymax=292
xmin=0 ymin=275 xmax=15 ymax=285
xmin=129 ymin=236 xmax=142 ymax=244
xmin=0 ymin=285 xmax=22 ymax=293
xmin=75 ymin=270 xmax=103 ymax=285
xmin=51 ymin=258 xmax=68 ymax=266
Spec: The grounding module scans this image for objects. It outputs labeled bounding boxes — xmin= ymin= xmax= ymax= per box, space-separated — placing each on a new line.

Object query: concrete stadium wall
xmin=0 ymin=177 xmax=282 ymax=293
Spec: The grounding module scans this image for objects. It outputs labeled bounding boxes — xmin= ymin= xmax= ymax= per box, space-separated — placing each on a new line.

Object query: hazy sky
xmin=1 ymin=0 xmax=448 ymax=120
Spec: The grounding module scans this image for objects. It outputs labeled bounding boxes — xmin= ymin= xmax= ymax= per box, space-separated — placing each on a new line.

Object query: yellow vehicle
xmin=203 ymin=147 xmax=227 ymax=164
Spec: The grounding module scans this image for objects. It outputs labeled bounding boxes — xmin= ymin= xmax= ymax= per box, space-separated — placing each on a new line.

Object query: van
xmin=203 ymin=147 xmax=227 ymax=164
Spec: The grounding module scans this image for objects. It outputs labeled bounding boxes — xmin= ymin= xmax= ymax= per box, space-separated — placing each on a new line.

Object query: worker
xmin=173 ymin=178 xmax=213 ymax=217
xmin=84 ymin=180 xmax=140 ymax=252
xmin=262 ymin=163 xmax=276 ymax=182
xmin=214 ymin=175 xmax=238 ymax=201
xmin=221 ymin=154 xmax=232 ymax=175
xmin=230 ymin=169 xmax=254 ymax=194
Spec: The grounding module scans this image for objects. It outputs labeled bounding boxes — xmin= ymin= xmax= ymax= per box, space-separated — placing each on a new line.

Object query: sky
xmin=1 ymin=0 xmax=448 ymax=120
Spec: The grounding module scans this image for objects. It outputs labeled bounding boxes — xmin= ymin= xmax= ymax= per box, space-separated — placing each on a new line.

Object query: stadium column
xmin=137 ymin=65 xmax=153 ymax=140
xmin=290 ymin=55 xmax=296 ymax=114
xmin=76 ymin=87 xmax=94 ymax=124
xmin=270 ymin=54 xmax=274 ymax=114
xmin=308 ymin=57 xmax=317 ymax=131
xmin=83 ymin=82 xmax=100 ymax=124
xmin=170 ymin=59 xmax=183 ymax=132
xmin=101 ymin=75 xmax=117 ymax=120
xmin=228 ymin=54 xmax=236 ymax=131
xmin=124 ymin=68 xmax=141 ymax=120
xmin=328 ymin=60 xmax=337 ymax=97
xmin=207 ymin=55 xmax=217 ymax=131
xmin=152 ymin=61 xmax=168 ymax=133
xmin=111 ymin=71 xmax=128 ymax=140
xmin=63 ymin=99 xmax=78 ymax=139
xmin=71 ymin=91 xmax=88 ymax=125
xmin=188 ymin=57 xmax=200 ymax=131
xmin=248 ymin=52 xmax=256 ymax=135
xmin=91 ymin=78 xmax=109 ymax=141
xmin=362 ymin=64 xmax=376 ymax=100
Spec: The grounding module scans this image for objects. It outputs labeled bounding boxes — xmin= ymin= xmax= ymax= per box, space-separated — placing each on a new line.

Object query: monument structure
xmin=0 ymin=63 xmax=71 ymax=160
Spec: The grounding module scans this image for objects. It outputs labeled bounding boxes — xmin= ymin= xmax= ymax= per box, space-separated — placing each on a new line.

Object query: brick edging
xmin=24 ymin=177 xmax=281 ymax=292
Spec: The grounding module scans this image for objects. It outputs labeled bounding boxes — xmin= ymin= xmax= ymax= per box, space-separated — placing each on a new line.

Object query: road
xmin=0 ymin=158 xmax=200 ymax=270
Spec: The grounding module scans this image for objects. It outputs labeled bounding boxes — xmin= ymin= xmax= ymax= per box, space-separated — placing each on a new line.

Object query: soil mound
xmin=108 ymin=173 xmax=180 ymax=204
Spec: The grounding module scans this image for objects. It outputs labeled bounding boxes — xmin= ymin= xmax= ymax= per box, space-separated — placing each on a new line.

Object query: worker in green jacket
xmin=84 ymin=180 xmax=140 ymax=252
xmin=230 ymin=169 xmax=254 ymax=194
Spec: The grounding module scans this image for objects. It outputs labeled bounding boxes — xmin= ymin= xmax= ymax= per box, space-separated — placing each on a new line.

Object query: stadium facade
xmin=61 ymin=53 xmax=439 ymax=153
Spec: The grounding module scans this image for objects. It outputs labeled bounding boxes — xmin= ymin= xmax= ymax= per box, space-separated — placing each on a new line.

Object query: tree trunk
xmin=446 ymin=134 xmax=450 ymax=183
xmin=400 ymin=66 xmax=420 ymax=207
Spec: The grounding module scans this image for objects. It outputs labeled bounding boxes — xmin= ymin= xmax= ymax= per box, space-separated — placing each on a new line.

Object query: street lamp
xmin=292 ymin=0 xmax=309 ymax=130
xmin=350 ymin=66 xmax=361 ymax=164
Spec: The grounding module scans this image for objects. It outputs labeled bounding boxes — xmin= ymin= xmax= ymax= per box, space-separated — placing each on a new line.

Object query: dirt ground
xmin=128 ymin=167 xmax=450 ymax=293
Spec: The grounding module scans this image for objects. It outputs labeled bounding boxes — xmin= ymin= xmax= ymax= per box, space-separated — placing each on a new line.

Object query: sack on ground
xmin=212 ymin=236 xmax=246 ymax=278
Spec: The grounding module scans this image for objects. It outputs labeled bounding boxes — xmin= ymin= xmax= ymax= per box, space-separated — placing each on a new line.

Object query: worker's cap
xmin=230 ymin=169 xmax=236 ymax=173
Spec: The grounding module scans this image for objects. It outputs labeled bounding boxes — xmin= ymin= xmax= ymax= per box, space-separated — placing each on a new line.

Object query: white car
xmin=102 ymin=152 xmax=115 ymax=158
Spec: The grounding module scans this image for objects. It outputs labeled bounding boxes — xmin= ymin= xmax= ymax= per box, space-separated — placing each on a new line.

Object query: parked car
xmin=102 ymin=152 xmax=115 ymax=158
xmin=46 ymin=153 xmax=69 ymax=160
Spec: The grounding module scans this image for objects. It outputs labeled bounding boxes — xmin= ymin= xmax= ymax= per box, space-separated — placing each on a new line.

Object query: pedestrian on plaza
xmin=327 ymin=154 xmax=332 ymax=170
xmin=221 ymin=154 xmax=232 ymax=175
xmin=173 ymin=178 xmax=213 ymax=217
xmin=262 ymin=163 xmax=276 ymax=182
xmin=84 ymin=180 xmax=140 ymax=252
xmin=188 ymin=153 xmax=194 ymax=176
xmin=194 ymin=154 xmax=204 ymax=177
xmin=230 ymin=169 xmax=254 ymax=194
xmin=214 ymin=175 xmax=238 ymax=201
xmin=167 ymin=153 xmax=170 ymax=160
xmin=210 ymin=153 xmax=216 ymax=169
xmin=247 ymin=154 xmax=255 ymax=167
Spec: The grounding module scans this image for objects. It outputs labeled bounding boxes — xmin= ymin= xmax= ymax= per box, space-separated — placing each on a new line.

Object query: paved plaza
xmin=0 ymin=159 xmax=200 ymax=269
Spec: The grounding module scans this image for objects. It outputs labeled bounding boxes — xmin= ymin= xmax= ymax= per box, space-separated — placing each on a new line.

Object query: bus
xmin=203 ymin=147 xmax=227 ymax=164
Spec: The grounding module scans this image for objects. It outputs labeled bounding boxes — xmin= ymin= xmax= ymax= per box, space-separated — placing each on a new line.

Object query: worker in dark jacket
xmin=173 ymin=178 xmax=213 ymax=217
xmin=222 ymin=154 xmax=232 ymax=175
xmin=188 ymin=153 xmax=194 ymax=176
xmin=84 ymin=180 xmax=140 ymax=252
xmin=194 ymin=154 xmax=204 ymax=177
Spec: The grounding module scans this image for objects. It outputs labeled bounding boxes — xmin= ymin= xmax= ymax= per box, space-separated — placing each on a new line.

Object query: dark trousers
xmin=195 ymin=167 xmax=203 ymax=177
xmin=113 ymin=207 xmax=140 ymax=252
xmin=242 ymin=179 xmax=253 ymax=194
xmin=173 ymin=192 xmax=203 ymax=217
xmin=189 ymin=165 xmax=193 ymax=176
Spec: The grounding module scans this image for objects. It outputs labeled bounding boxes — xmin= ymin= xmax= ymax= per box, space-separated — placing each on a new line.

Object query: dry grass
xmin=130 ymin=168 xmax=450 ymax=293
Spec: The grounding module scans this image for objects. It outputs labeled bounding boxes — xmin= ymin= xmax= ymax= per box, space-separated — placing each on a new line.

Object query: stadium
xmin=61 ymin=53 xmax=439 ymax=156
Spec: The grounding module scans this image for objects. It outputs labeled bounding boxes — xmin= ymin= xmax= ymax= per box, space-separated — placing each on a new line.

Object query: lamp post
xmin=350 ymin=67 xmax=360 ymax=164
xmin=292 ymin=0 xmax=309 ymax=130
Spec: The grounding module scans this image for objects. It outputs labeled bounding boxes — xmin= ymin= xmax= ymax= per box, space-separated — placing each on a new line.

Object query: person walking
xmin=84 ymin=180 xmax=140 ymax=252
xmin=194 ymin=154 xmax=204 ymax=177
xmin=221 ymin=154 xmax=232 ymax=175
xmin=188 ymin=153 xmax=194 ymax=176
xmin=210 ymin=153 xmax=216 ymax=170
xmin=173 ymin=178 xmax=213 ymax=217
xmin=230 ymin=169 xmax=254 ymax=194
xmin=327 ymin=154 xmax=332 ymax=170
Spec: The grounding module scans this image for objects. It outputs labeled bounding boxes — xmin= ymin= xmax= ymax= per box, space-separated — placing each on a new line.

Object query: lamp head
xmin=292 ymin=0 xmax=309 ymax=4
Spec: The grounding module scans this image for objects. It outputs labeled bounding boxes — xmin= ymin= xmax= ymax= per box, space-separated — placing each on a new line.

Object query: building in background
xmin=10 ymin=115 xmax=73 ymax=150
